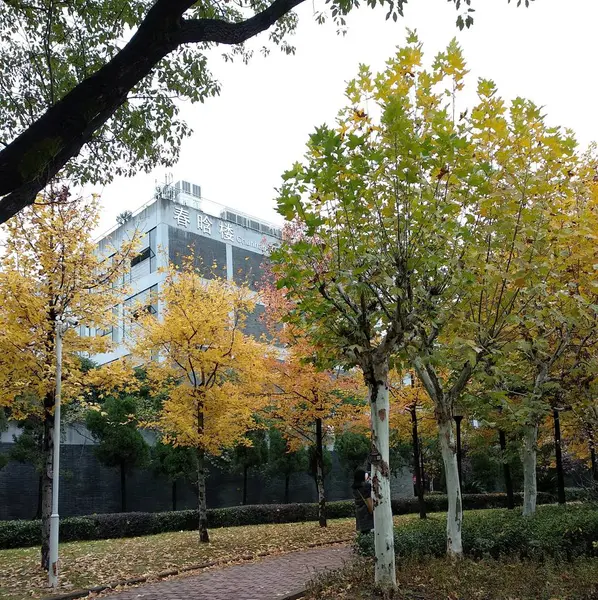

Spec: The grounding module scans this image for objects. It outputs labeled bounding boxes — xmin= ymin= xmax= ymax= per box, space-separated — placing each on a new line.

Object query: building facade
xmin=91 ymin=181 xmax=282 ymax=365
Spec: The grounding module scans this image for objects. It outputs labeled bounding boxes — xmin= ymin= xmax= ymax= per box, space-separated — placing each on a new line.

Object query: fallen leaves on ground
xmin=0 ymin=517 xmax=355 ymax=600
xmin=306 ymin=555 xmax=598 ymax=599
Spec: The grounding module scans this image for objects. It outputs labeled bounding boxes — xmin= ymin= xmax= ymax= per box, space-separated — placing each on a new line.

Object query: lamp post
xmin=49 ymin=314 xmax=78 ymax=588
xmin=453 ymin=404 xmax=464 ymax=488
xmin=407 ymin=374 xmax=426 ymax=520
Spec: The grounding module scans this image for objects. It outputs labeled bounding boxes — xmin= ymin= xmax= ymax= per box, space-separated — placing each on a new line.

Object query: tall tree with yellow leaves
xmin=0 ymin=188 xmax=135 ymax=568
xmin=130 ymin=259 xmax=269 ymax=543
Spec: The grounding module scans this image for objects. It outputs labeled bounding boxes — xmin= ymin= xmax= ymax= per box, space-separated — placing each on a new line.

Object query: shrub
xmin=0 ymin=491 xmax=582 ymax=550
xmin=355 ymin=503 xmax=598 ymax=560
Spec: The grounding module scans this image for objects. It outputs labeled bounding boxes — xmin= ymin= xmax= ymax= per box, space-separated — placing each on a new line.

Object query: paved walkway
xmin=104 ymin=545 xmax=352 ymax=600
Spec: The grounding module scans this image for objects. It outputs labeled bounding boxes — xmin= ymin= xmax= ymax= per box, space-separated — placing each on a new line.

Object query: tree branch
xmin=0 ymin=0 xmax=305 ymax=223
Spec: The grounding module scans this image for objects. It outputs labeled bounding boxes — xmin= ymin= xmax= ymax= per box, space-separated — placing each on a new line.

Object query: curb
xmin=279 ymin=591 xmax=306 ymax=600
xmin=41 ymin=538 xmax=351 ymax=600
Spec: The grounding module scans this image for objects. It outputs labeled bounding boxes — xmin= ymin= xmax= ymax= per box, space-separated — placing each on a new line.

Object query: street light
xmin=49 ymin=314 xmax=78 ymax=588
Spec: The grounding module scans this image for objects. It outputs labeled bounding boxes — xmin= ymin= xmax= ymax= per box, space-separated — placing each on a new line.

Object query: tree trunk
xmin=498 ymin=429 xmax=514 ymax=510
xmin=522 ymin=424 xmax=538 ymax=516
xmin=438 ymin=416 xmax=463 ymax=557
xmin=197 ymin=448 xmax=209 ymax=543
xmin=41 ymin=394 xmax=55 ymax=570
xmin=410 ymin=406 xmax=426 ymax=519
xmin=367 ymin=369 xmax=397 ymax=590
xmin=553 ymin=409 xmax=566 ymax=505
xmin=120 ymin=462 xmax=127 ymax=512
xmin=314 ymin=418 xmax=327 ymax=527
xmin=284 ymin=474 xmax=290 ymax=504
xmin=172 ymin=481 xmax=177 ymax=511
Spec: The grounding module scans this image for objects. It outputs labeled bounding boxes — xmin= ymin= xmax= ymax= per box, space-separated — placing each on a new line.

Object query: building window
xmin=125 ymin=285 xmax=158 ymax=335
xmin=129 ymin=227 xmax=157 ymax=281
xmin=96 ymin=325 xmax=113 ymax=338
xmin=131 ymin=246 xmax=151 ymax=268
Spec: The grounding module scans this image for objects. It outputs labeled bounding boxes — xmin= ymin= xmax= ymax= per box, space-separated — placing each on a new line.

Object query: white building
xmin=91 ymin=180 xmax=282 ymax=366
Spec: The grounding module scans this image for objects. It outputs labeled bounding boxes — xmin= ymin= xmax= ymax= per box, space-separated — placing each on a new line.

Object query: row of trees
xmin=0 ymin=191 xmax=372 ymax=563
xmin=270 ymin=35 xmax=598 ymax=589
xmin=0 ymin=166 xmax=594 ymax=585
xmin=1 ymin=38 xmax=596 ymax=596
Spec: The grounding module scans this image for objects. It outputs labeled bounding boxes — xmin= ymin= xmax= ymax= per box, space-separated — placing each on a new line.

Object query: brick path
xmin=103 ymin=545 xmax=352 ymax=600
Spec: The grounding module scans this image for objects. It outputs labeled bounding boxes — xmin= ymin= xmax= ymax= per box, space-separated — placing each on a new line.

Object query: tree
xmin=266 ymin=350 xmax=362 ymax=527
xmin=266 ymin=427 xmax=308 ymax=503
xmin=272 ymin=34 xmax=586 ymax=566
xmin=228 ymin=429 xmax=269 ymax=505
xmin=152 ymin=441 xmax=199 ymax=511
xmin=0 ymin=0 xmax=528 ymax=223
xmin=85 ymin=396 xmax=150 ymax=512
xmin=480 ymin=154 xmax=598 ymax=515
xmin=0 ymin=190 xmax=134 ymax=568
xmin=129 ymin=258 xmax=269 ymax=542
xmin=335 ymin=430 xmax=370 ymax=474
xmin=261 ymin=261 xmax=365 ymax=528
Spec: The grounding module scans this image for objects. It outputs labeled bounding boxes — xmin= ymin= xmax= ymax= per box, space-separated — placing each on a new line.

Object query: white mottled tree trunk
xmin=438 ymin=417 xmax=463 ymax=557
xmin=368 ymin=372 xmax=397 ymax=591
xmin=522 ymin=424 xmax=538 ymax=517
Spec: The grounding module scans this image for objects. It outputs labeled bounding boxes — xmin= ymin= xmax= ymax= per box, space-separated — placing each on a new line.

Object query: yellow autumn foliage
xmin=129 ymin=258 xmax=271 ymax=455
xmin=0 ymin=193 xmax=137 ymax=416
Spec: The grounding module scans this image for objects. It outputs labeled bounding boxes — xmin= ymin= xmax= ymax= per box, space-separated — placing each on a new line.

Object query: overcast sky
xmin=94 ymin=0 xmax=598 ymax=237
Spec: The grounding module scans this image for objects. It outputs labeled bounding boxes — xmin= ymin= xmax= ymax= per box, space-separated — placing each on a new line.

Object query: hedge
xmin=0 ymin=490 xmax=572 ymax=550
xmin=356 ymin=503 xmax=598 ymax=560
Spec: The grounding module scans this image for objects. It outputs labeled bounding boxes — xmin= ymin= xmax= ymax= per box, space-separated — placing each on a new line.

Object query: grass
xmin=307 ymin=556 xmax=598 ymax=599
xmin=0 ymin=517 xmax=355 ymax=600
xmin=4 ymin=508 xmax=594 ymax=600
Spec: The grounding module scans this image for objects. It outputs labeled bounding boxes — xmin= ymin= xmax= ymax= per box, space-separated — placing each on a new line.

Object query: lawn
xmin=306 ymin=556 xmax=598 ymax=599
xmin=0 ymin=517 xmax=356 ymax=600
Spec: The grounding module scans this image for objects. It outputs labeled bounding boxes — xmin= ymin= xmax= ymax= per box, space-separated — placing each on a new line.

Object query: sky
xmin=93 ymin=0 xmax=598 ymax=238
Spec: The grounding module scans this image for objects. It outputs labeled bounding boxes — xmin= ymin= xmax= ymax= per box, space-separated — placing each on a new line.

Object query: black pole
xmin=315 ymin=417 xmax=327 ymax=527
xmin=410 ymin=405 xmax=426 ymax=519
xmin=454 ymin=415 xmax=463 ymax=488
xmin=498 ymin=429 xmax=515 ymax=509
xmin=419 ymin=434 xmax=426 ymax=491
xmin=553 ymin=408 xmax=566 ymax=505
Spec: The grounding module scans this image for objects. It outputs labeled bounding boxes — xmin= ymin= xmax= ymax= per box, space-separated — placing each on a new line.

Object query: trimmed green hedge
xmin=0 ymin=491 xmax=567 ymax=550
xmin=356 ymin=504 xmax=598 ymax=560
